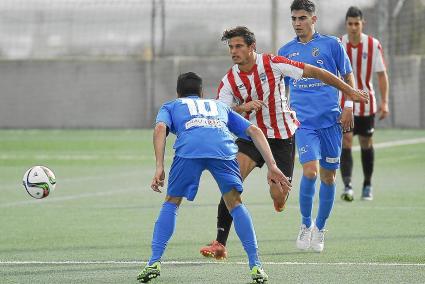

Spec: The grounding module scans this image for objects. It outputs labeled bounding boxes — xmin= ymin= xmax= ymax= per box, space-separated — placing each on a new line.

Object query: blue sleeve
xmin=155 ymin=103 xmax=174 ymax=133
xmin=227 ymin=110 xmax=252 ymax=141
xmin=333 ymin=38 xmax=352 ymax=76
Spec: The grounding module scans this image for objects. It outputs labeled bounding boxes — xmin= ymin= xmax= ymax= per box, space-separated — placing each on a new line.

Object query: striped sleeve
xmin=269 ymin=55 xmax=305 ymax=80
xmin=374 ymin=40 xmax=386 ymax=72
xmin=216 ymin=75 xmax=236 ymax=106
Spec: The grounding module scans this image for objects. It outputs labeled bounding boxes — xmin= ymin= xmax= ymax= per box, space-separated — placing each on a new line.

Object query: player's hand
xmin=340 ymin=107 xmax=354 ymax=132
xmin=267 ymin=164 xmax=292 ymax=191
xmin=379 ymin=102 xmax=389 ymax=120
xmin=348 ymin=89 xmax=369 ymax=103
xmin=267 ymin=165 xmax=292 ymax=212
xmin=151 ymin=167 xmax=165 ymax=193
xmin=242 ymin=100 xmax=268 ymax=113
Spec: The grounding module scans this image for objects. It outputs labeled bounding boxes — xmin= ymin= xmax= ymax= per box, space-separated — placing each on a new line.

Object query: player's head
xmin=345 ymin=6 xmax=364 ymax=36
xmin=176 ymin=72 xmax=203 ymax=98
xmin=221 ymin=26 xmax=256 ymax=66
xmin=290 ymin=0 xmax=317 ymax=39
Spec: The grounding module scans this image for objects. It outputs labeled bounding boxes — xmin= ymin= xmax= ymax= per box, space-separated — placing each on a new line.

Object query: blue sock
xmin=230 ymin=204 xmax=260 ymax=269
xmin=316 ymin=182 xmax=336 ymax=230
xmin=299 ymin=175 xmax=317 ymax=228
xmin=148 ymin=201 xmax=178 ymax=265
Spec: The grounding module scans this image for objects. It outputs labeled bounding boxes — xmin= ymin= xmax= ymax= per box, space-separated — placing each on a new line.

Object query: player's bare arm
xmin=340 ymin=72 xmax=355 ymax=130
xmin=151 ymin=122 xmax=167 ymax=193
xmin=302 ymin=64 xmax=369 ymax=103
xmin=232 ymin=100 xmax=268 ymax=114
xmin=245 ymin=124 xmax=292 ymax=190
xmin=377 ymin=71 xmax=389 ymax=120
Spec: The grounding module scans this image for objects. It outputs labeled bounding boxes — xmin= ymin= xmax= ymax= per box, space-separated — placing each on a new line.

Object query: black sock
xmin=216 ymin=197 xmax=233 ymax=246
xmin=340 ymin=148 xmax=353 ymax=187
xmin=361 ymin=147 xmax=374 ymax=187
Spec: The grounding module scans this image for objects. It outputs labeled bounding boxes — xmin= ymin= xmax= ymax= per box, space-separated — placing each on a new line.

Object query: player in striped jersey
xmin=200 ymin=26 xmax=368 ymax=259
xmin=340 ymin=6 xmax=390 ymax=202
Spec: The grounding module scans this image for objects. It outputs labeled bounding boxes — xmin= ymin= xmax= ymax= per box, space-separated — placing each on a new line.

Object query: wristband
xmin=344 ymin=100 xmax=353 ymax=108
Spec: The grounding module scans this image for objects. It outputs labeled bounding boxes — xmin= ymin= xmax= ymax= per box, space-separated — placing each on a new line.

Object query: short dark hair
xmin=221 ymin=26 xmax=256 ymax=46
xmin=290 ymin=0 xmax=316 ymax=14
xmin=346 ymin=6 xmax=363 ymax=20
xmin=176 ymin=72 xmax=202 ymax=97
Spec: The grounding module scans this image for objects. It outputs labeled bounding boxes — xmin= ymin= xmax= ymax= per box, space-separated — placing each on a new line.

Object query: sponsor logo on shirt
xmin=312 ymin=47 xmax=320 ymax=57
xmin=287 ymin=52 xmax=299 ymax=58
xmin=259 ymin=73 xmax=267 ymax=82
xmin=362 ymin=52 xmax=368 ymax=59
xmin=185 ymin=118 xmax=224 ymax=129
xmin=292 ymin=77 xmax=327 ymax=89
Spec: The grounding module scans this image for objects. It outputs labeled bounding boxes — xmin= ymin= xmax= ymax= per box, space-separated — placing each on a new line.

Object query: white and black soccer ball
xmin=22 ymin=166 xmax=56 ymax=199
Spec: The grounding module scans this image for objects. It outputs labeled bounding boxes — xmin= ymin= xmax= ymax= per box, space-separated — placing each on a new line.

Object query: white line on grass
xmin=0 ymin=260 xmax=424 ymax=267
xmin=2 ymin=137 xmax=424 ymax=208
xmin=0 ymin=188 xmax=139 ymax=208
xmin=1 ymin=137 xmax=424 ymax=161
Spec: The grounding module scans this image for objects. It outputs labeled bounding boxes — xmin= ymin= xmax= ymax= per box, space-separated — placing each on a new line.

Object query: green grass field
xmin=0 ymin=129 xmax=424 ymax=283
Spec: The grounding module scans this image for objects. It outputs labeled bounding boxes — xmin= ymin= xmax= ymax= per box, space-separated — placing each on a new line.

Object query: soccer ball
xmin=22 ymin=166 xmax=56 ymax=199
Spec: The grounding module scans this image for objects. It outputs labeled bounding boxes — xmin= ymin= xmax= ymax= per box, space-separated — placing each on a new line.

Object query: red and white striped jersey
xmin=216 ymin=53 xmax=304 ymax=139
xmin=340 ymin=33 xmax=386 ymax=116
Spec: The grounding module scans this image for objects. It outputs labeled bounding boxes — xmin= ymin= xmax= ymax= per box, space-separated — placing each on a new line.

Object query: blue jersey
xmin=278 ymin=32 xmax=352 ymax=129
xmin=155 ymin=96 xmax=252 ymax=160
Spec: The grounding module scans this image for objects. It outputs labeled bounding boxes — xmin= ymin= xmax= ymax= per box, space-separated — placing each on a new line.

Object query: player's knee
xmin=165 ymin=196 xmax=183 ymax=206
xmin=343 ymin=132 xmax=353 ymax=148
xmin=319 ymin=167 xmax=336 ymax=185
xmin=222 ymin=189 xmax=242 ymax=211
xmin=359 ymin=136 xmax=373 ymax=149
xmin=320 ymin=172 xmax=336 ymax=185
xmin=303 ymin=163 xmax=318 ymax=179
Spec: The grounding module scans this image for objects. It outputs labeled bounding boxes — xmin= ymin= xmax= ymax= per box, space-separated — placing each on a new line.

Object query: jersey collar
xmin=296 ymin=32 xmax=320 ymax=44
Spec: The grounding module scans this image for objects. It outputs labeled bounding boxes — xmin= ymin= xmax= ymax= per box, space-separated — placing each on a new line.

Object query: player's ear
xmin=250 ymin=42 xmax=256 ymax=52
xmin=312 ymin=15 xmax=317 ymax=24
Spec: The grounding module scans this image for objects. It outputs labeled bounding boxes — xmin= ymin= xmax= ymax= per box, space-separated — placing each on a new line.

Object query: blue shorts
xmin=167 ymin=156 xmax=243 ymax=201
xmin=295 ymin=123 xmax=343 ymax=170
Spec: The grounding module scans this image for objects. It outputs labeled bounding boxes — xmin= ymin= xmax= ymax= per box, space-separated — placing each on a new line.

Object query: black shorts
xmin=353 ymin=115 xmax=375 ymax=137
xmin=236 ymin=137 xmax=295 ymax=182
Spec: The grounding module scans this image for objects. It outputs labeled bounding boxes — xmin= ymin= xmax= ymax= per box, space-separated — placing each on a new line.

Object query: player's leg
xmin=312 ymin=124 xmax=342 ymax=252
xmin=216 ymin=151 xmax=256 ymax=245
xmin=268 ymin=137 xmax=296 ymax=212
xmin=138 ymin=195 xmax=182 ymax=283
xmin=209 ymin=158 xmax=268 ymax=283
xmin=357 ymin=115 xmax=375 ymax=200
xmin=340 ymin=130 xmax=354 ymax=201
xmin=200 ymin=139 xmax=258 ymax=259
xmin=359 ymin=136 xmax=374 ymax=200
xmin=295 ymin=129 xmax=320 ymax=250
xmin=138 ymin=157 xmax=203 ymax=283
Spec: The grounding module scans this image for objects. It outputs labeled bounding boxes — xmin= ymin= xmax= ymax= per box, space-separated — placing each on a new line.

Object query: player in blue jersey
xmin=137 ymin=72 xmax=292 ymax=283
xmin=278 ymin=0 xmax=359 ymax=252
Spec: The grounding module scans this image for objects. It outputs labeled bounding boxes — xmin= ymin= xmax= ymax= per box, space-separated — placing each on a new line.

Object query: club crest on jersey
xmin=237 ymin=84 xmax=245 ymax=90
xmin=259 ymin=73 xmax=267 ymax=82
xmin=362 ymin=52 xmax=368 ymax=59
xmin=312 ymin=47 xmax=320 ymax=57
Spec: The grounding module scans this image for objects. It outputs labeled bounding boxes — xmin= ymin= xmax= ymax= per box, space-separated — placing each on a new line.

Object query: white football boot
xmin=296 ymin=224 xmax=313 ymax=250
xmin=311 ymin=225 xmax=326 ymax=252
